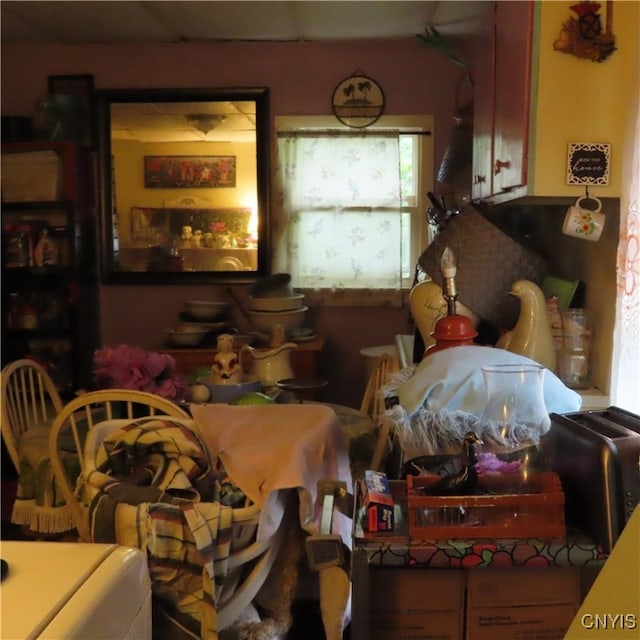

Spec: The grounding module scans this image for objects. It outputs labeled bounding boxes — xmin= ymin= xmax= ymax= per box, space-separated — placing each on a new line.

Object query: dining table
xmin=188 ymin=401 xmax=364 ymax=640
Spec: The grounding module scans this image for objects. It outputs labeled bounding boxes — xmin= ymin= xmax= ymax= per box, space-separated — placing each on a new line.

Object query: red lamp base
xmin=424 ymin=314 xmax=478 ymax=358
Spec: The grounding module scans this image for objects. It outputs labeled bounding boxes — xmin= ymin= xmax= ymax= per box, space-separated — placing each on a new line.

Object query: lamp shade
xmin=419 ymin=204 xmax=548 ymax=331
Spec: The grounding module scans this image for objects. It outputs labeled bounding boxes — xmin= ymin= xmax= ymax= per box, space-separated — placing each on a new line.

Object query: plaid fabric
xmin=87 ymin=418 xmax=236 ymax=639
xmin=88 ymin=417 xmax=218 ymax=501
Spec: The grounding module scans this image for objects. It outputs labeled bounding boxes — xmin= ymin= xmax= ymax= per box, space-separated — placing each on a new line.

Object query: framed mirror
xmin=97 ymin=87 xmax=270 ymax=283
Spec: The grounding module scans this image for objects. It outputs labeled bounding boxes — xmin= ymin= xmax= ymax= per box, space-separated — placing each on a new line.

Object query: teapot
xmin=239 ymin=341 xmax=298 ymax=387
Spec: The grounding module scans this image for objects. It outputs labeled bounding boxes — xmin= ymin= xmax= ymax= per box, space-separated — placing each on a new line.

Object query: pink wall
xmin=1 ymin=38 xmax=468 ymax=407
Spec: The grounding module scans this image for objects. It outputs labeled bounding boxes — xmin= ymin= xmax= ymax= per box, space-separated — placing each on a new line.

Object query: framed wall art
xmin=144 ymin=155 xmax=236 ymax=188
xmin=567 ymin=143 xmax=611 ymax=186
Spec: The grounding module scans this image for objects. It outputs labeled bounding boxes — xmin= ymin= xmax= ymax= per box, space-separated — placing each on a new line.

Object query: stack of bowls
xmin=247 ymin=274 xmax=308 ymax=334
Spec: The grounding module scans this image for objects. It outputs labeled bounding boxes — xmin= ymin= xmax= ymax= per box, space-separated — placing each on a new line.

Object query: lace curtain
xmin=273 ymin=132 xmax=403 ymax=306
xmin=610 ymin=88 xmax=640 ymax=412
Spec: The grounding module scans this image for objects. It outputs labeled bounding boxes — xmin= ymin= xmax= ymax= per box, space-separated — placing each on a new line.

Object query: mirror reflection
xmin=98 ymin=88 xmax=269 ymax=282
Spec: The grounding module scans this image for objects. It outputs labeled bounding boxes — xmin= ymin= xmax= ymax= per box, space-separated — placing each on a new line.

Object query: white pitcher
xmin=240 ymin=342 xmax=298 ymax=387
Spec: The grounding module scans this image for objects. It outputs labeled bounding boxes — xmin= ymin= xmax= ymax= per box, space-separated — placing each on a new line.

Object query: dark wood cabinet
xmin=472 ymin=1 xmax=534 ymax=203
xmin=1 ymin=142 xmax=99 ymax=394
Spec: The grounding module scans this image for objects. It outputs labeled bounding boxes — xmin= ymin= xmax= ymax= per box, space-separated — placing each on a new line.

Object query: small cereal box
xmin=363 ymin=470 xmax=394 ymax=532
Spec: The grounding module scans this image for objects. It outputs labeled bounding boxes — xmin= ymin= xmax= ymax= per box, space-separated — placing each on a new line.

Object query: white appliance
xmin=1 ymin=541 xmax=152 ymax=639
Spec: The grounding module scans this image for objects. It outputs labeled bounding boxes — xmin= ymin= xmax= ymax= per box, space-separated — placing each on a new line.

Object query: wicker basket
xmin=418 ymin=204 xmax=548 ymax=331
xmin=407 ymin=472 xmax=566 ymax=541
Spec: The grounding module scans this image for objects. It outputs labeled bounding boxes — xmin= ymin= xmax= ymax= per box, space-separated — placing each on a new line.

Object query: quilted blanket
xmin=11 ymin=426 xmax=78 ymax=534
xmin=86 ymin=417 xmax=234 ymax=640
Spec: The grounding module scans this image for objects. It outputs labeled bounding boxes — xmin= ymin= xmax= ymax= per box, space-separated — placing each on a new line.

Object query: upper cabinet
xmin=472 ymin=1 xmax=533 ymax=202
xmin=472 ymin=1 xmax=636 ymax=205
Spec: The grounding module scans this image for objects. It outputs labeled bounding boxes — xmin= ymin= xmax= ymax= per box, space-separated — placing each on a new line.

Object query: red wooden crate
xmin=407 ymin=472 xmax=566 ymax=540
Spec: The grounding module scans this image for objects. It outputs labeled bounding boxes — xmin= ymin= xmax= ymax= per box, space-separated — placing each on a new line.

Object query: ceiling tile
xmin=1 ymin=0 xmax=491 ymax=44
xmin=1 ymin=1 xmax=177 ymax=44
xmin=146 ymin=1 xmax=300 ymax=41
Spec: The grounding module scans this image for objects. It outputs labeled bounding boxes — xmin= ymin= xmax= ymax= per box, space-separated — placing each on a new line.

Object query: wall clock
xmin=331 ymin=72 xmax=385 ymax=128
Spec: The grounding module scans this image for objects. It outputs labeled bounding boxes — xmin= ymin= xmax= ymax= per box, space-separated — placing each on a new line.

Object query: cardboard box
xmin=466 ymin=604 xmax=577 ymax=640
xmin=466 ymin=567 xmax=580 ymax=608
xmin=1 ymin=151 xmax=61 ymax=202
xmin=370 ymin=569 xmax=465 ymax=612
xmin=363 ymin=470 xmax=394 ymax=532
xmin=369 ymin=569 xmax=465 ymax=640
xmin=371 ymin=611 xmax=462 ymax=640
xmin=466 ymin=568 xmax=580 ymax=640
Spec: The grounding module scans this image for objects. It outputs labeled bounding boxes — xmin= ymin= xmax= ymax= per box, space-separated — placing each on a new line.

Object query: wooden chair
xmin=48 ymin=388 xmax=190 ymax=541
xmin=1 ymin=358 xmax=63 ymax=473
xmin=360 ymin=352 xmax=399 ymax=471
xmin=49 ymin=388 xmax=287 ymax=634
xmin=0 ymin=359 xmax=72 ymax=534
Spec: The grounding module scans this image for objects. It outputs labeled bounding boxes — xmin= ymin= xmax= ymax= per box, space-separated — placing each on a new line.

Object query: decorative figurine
xmin=211 ymin=333 xmax=242 ymax=384
xmin=427 ymin=431 xmax=482 ymax=496
xmin=495 ymin=280 xmax=557 ymax=372
xmin=180 ymin=225 xmax=193 ymax=248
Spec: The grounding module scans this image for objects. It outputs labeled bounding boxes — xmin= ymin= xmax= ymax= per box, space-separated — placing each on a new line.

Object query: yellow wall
xmin=530 ymin=0 xmax=639 ymax=197
xmin=112 ymin=139 xmax=257 ymax=244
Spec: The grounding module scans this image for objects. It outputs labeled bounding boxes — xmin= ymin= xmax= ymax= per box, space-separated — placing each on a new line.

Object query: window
xmin=273 ymin=116 xmax=434 ymax=305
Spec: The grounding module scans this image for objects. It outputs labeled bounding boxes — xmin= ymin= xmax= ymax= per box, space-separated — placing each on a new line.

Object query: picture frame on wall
xmin=47 ymin=73 xmax=96 ymax=148
xmin=144 ymin=155 xmax=237 ymax=188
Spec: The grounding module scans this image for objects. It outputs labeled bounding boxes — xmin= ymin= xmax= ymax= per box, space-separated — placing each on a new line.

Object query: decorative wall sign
xmin=144 ymin=155 xmax=236 ymax=188
xmin=553 ymin=1 xmax=616 ymax=62
xmin=331 ymin=72 xmax=385 ymax=128
xmin=567 ymin=143 xmax=611 ymax=185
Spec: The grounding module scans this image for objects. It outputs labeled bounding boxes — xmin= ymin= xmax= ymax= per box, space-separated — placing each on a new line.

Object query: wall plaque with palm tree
xmin=332 ymin=72 xmax=385 ymax=128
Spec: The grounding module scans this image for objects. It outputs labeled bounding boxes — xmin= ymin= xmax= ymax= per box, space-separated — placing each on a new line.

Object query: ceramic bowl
xmin=166 ymin=328 xmax=208 ymax=347
xmin=248 ymin=306 xmax=308 ymax=332
xmin=248 ymin=293 xmax=305 ymax=312
xmin=184 ymin=300 xmax=229 ymax=321
xmin=200 ymin=376 xmax=261 ymax=403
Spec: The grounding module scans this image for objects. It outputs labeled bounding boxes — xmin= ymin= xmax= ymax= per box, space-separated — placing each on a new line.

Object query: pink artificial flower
xmin=475 ymin=452 xmax=522 ymax=476
xmin=93 ymin=344 xmax=186 ymax=401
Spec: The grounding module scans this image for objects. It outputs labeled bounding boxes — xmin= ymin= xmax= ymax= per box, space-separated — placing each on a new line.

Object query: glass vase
xmin=478 ymin=363 xmax=551 ymax=488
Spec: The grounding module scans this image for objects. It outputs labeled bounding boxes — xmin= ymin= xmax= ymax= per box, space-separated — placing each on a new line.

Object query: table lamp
xmin=424 ymin=246 xmax=477 ymax=357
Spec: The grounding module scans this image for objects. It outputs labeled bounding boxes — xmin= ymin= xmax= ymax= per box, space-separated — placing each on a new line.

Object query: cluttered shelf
xmin=161 ymin=334 xmax=325 ymax=378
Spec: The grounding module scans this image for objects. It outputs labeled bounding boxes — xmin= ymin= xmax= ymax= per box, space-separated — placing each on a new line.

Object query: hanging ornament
xmin=553 ymin=1 xmax=617 ymax=62
xmin=331 ymin=71 xmax=385 ymax=128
